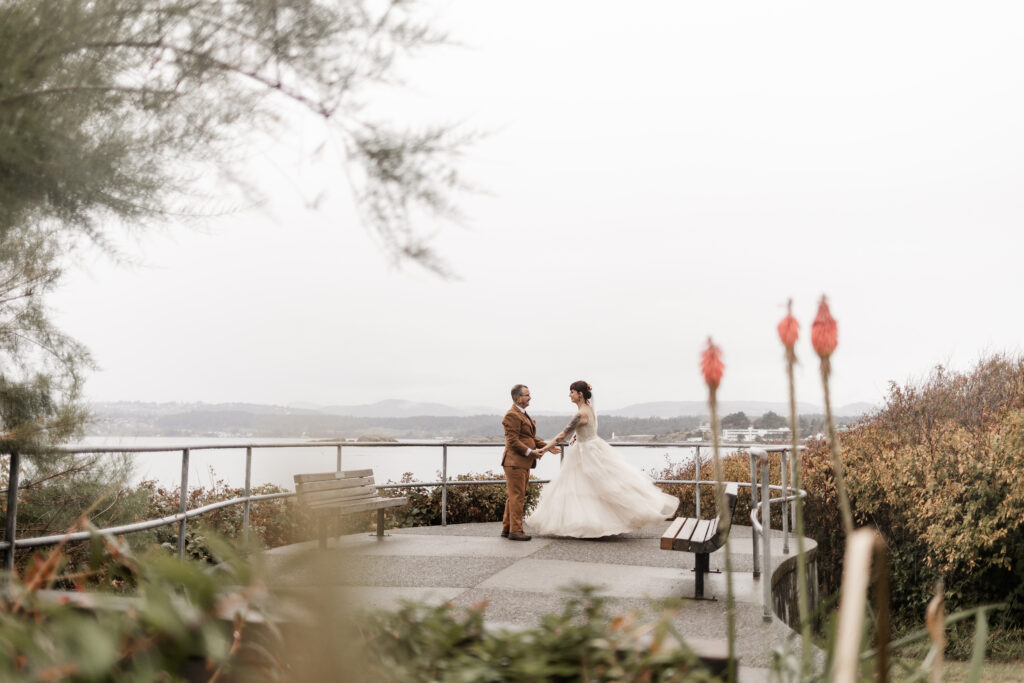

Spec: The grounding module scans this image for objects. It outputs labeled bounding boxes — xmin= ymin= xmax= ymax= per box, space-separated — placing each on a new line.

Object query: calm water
xmin=70 ymin=436 xmax=711 ymax=491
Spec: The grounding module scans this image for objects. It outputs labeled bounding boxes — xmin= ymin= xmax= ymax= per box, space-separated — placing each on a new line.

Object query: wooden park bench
xmin=293 ymin=469 xmax=408 ymax=548
xmin=660 ymin=482 xmax=739 ymax=600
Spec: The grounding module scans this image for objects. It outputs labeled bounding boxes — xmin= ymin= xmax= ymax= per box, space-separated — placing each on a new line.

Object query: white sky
xmin=50 ymin=1 xmax=1024 ymax=414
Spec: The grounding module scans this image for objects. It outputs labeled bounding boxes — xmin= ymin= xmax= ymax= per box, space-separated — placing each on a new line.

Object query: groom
xmin=501 ymin=384 xmax=548 ymax=541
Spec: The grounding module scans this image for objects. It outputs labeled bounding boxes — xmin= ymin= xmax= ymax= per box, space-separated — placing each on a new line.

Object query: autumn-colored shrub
xmin=801 ymin=354 xmax=1024 ymax=641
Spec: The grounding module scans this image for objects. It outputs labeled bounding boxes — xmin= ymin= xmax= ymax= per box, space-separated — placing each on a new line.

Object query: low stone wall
xmin=770 ymin=546 xmax=819 ymax=628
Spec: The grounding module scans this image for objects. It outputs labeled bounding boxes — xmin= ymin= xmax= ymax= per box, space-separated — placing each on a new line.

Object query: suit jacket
xmin=502 ymin=406 xmax=547 ymax=469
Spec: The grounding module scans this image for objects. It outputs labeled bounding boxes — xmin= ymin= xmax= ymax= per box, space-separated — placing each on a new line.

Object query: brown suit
xmin=501 ymin=406 xmax=547 ymax=534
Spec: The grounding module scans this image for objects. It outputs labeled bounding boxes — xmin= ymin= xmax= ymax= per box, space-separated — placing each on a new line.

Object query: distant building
xmin=720 ymin=426 xmax=790 ymax=442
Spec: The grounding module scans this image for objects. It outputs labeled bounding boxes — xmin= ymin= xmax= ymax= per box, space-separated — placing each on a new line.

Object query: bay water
xmin=70 ymin=436 xmax=709 ymax=491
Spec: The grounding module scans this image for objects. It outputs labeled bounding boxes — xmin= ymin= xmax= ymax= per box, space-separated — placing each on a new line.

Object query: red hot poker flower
xmin=701 ymin=337 xmax=724 ymax=390
xmin=777 ymin=300 xmax=799 ymax=350
xmin=811 ymin=296 xmax=838 ymax=358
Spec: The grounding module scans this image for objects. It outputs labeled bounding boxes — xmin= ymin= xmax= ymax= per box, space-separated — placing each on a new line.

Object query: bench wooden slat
xmin=688 ymin=519 xmax=721 ymax=554
xmin=701 ymin=517 xmax=720 ymax=544
xmin=690 ymin=519 xmax=711 ymax=548
xmin=660 ymin=517 xmax=687 ymax=550
xmin=299 ymin=484 xmax=377 ymax=506
xmin=309 ymin=496 xmax=408 ymax=513
xmin=293 ymin=469 xmax=373 ymax=484
xmin=671 ymin=517 xmax=699 ymax=551
xmin=296 ymin=476 xmax=374 ymax=494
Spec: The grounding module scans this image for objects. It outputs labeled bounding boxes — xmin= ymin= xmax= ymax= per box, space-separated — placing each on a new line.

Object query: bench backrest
xmin=720 ymin=482 xmax=739 ymax=536
xmin=293 ymin=469 xmax=377 ymax=508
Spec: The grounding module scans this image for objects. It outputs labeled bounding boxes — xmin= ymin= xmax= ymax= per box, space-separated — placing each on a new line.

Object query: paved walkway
xmin=263 ymin=521 xmax=818 ymax=680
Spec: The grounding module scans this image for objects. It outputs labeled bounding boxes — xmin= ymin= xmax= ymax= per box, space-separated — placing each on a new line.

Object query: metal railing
xmin=3 ymin=439 xmax=807 ymax=620
xmin=748 ymin=446 xmax=809 ymax=620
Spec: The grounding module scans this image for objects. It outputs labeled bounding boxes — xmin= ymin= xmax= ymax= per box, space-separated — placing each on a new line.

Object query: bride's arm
xmin=542 ymin=411 xmax=589 ymax=452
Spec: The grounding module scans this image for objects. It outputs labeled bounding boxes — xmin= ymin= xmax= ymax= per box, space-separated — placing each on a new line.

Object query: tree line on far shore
xmin=88 ymin=409 xmax=861 ymax=440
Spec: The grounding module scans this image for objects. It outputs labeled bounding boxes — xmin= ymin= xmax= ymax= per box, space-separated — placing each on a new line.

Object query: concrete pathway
xmin=263 ymin=522 xmax=818 ymax=680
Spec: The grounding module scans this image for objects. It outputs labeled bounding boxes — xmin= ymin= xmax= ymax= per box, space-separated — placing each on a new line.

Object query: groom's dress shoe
xmin=507 ymin=531 xmax=532 ymax=541
xmin=501 ymin=529 xmax=510 ymax=538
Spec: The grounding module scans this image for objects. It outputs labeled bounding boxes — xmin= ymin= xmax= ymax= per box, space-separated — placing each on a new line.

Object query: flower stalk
xmin=701 ymin=337 xmax=735 ymax=683
xmin=813 ymin=296 xmax=854 ymax=535
xmin=778 ymin=299 xmax=812 ymax=674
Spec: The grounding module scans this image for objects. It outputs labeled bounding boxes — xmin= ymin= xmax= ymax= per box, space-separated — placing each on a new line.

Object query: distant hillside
xmin=313 ymin=399 xmax=496 ymax=418
xmin=86 ymin=400 xmax=863 ymax=439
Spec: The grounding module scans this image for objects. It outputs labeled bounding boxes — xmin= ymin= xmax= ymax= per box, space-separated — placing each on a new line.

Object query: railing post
xmin=694 ymin=446 xmax=702 ymax=517
xmin=336 ymin=444 xmax=343 ymax=472
xmin=760 ymin=451 xmax=772 ymax=621
xmin=781 ymin=449 xmax=790 ymax=554
xmin=3 ymin=451 xmax=21 ymax=573
xmin=441 ymin=444 xmax=448 ymax=527
xmin=749 ymin=450 xmax=760 ymax=578
xmin=242 ymin=446 xmax=252 ymax=543
xmin=177 ymin=448 xmax=189 ymax=560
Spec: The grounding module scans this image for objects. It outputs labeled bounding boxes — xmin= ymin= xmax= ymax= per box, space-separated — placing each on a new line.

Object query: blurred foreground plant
xmin=283 ymin=584 xmax=718 ymax=682
xmin=0 ymin=528 xmax=279 ymax=681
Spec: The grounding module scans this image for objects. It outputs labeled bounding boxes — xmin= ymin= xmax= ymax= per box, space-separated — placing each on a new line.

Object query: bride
xmin=526 ymin=381 xmax=679 ymax=538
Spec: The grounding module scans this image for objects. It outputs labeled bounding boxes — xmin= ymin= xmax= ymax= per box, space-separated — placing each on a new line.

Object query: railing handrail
xmin=51 ymin=440 xmax=796 ymax=454
xmin=0 ymin=491 xmax=294 ymax=551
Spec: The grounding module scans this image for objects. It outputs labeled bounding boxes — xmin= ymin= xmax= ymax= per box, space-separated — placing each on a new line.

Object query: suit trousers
xmin=502 ymin=465 xmax=530 ymax=533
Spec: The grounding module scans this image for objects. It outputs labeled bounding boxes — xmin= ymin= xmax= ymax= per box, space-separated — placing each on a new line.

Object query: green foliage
xmin=754 ymin=411 xmax=788 ymax=429
xmin=0 ymin=451 xmax=156 ymax=576
xmin=0 ymin=533 xmax=278 ymax=681
xmin=801 ymin=354 xmax=1024 ymax=654
xmin=138 ymin=477 xmax=303 ymax=561
xmin=382 ymin=470 xmax=542 ymax=527
xmin=292 ymin=586 xmax=717 ymax=682
xmin=0 ymin=0 xmax=467 ymax=271
xmin=0 ymin=0 xmax=470 ymax=476
xmin=720 ymin=412 xmax=750 ymax=429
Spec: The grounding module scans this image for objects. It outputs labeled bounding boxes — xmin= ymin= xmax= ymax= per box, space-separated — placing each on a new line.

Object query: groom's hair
xmin=511 ymin=384 xmax=527 ymax=400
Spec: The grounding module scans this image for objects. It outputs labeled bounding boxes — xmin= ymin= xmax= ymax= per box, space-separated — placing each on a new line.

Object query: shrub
xmin=139 ymin=477 xmax=307 ymax=560
xmin=286 ymin=585 xmax=718 ymax=682
xmin=801 ymin=354 xmax=1024 ymax=644
xmin=382 ymin=470 xmax=542 ymax=527
xmin=0 ymin=534 xmax=277 ymax=681
xmin=654 ymin=450 xmax=789 ymax=530
xmin=0 ymin=451 xmax=153 ymax=576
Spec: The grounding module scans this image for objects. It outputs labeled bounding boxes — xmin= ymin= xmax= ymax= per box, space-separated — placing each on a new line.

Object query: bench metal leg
xmin=690 ymin=553 xmax=719 ymax=601
xmin=376 ymin=508 xmax=385 ymax=539
xmin=695 ymin=553 xmax=707 ymax=599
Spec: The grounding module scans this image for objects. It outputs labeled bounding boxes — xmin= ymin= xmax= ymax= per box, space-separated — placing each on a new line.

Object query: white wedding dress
xmin=526 ymin=411 xmax=679 ymax=538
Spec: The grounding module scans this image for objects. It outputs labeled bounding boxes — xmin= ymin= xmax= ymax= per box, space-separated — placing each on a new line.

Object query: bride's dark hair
xmin=569 ymin=380 xmax=592 ymax=403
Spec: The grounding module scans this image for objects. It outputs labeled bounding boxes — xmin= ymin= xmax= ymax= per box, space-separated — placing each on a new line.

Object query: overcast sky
xmin=50 ymin=1 xmax=1024 ymax=415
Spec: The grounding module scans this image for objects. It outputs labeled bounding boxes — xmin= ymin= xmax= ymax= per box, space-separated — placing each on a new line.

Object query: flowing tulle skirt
xmin=526 ymin=436 xmax=679 ymax=538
